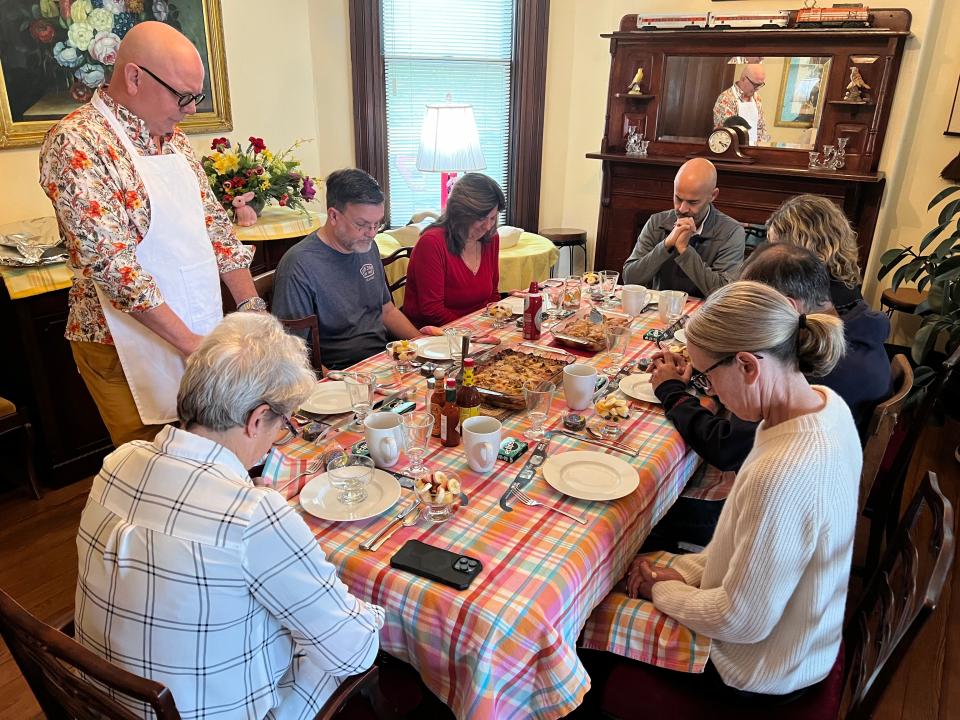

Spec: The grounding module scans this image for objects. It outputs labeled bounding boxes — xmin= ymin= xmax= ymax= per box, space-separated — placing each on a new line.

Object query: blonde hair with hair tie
xmin=767 ymin=194 xmax=861 ymax=288
xmin=685 ymin=280 xmax=846 ymax=377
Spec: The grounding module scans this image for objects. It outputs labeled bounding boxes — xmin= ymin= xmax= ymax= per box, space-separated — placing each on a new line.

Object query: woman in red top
xmin=403 ymin=173 xmax=505 ymax=328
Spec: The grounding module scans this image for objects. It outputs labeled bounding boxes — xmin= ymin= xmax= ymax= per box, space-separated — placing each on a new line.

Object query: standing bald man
xmin=40 ymin=22 xmax=261 ymax=447
xmin=712 ymin=63 xmax=771 ymax=145
xmin=622 ymin=159 xmax=745 ymax=297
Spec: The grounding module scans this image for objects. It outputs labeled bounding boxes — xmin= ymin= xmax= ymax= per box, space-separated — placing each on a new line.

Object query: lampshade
xmin=416 ymin=102 xmax=486 ymax=173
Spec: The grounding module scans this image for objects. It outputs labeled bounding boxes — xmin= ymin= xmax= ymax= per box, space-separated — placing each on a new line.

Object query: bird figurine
xmin=627 ymin=67 xmax=644 ymax=95
xmin=843 ymin=67 xmax=871 ymax=102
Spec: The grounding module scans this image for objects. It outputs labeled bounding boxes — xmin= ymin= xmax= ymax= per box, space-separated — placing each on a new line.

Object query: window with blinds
xmin=381 ymin=0 xmax=514 ymax=225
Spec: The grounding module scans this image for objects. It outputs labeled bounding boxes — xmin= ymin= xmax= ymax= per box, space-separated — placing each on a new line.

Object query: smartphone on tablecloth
xmin=390 ymin=540 xmax=483 ymax=590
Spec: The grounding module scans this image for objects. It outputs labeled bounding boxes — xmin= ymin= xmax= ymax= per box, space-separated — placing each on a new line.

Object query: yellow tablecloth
xmin=376 ymin=232 xmax=560 ymax=306
xmin=233 ymin=206 xmax=324 ymax=243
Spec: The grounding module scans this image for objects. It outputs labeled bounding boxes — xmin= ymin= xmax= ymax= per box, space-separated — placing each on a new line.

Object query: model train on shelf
xmin=636 ymin=7 xmax=871 ymax=31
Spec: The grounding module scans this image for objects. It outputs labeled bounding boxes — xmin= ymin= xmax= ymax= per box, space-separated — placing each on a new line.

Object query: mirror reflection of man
xmin=622 ymin=159 xmax=745 ymax=298
xmin=713 ymin=64 xmax=770 ymax=144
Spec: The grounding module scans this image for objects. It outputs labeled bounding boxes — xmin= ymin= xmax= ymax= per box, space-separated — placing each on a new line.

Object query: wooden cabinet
xmin=589 ymin=11 xmax=911 ymax=273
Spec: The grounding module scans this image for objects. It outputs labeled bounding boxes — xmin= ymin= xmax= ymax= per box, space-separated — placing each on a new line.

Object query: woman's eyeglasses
xmin=690 ymin=353 xmax=764 ymax=393
xmin=138 ymin=65 xmax=205 ymax=108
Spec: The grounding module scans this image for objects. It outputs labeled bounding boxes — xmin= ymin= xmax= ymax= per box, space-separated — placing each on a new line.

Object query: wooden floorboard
xmin=0 ymin=425 xmax=957 ymax=720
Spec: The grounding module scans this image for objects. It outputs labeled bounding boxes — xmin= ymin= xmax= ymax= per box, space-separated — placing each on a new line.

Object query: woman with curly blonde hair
xmin=766 ymin=194 xmax=863 ymax=313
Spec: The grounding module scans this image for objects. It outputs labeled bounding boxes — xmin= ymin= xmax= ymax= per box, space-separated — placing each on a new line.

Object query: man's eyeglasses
xmin=138 ymin=65 xmax=205 ymax=109
xmin=334 ymin=208 xmax=385 ymax=234
xmin=744 ymin=76 xmax=765 ymax=90
xmin=690 ymin=353 xmax=764 ymax=394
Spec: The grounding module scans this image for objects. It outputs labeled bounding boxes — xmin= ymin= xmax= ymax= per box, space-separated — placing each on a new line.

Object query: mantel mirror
xmin=657 ymin=55 xmax=831 ymax=151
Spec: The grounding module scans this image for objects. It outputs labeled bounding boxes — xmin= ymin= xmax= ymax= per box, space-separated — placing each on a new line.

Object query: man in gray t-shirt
xmin=273 ymin=170 xmax=418 ymax=370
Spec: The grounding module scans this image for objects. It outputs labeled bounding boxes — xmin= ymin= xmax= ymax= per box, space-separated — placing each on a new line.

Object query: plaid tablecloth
xmin=264 ymin=298 xmax=706 ymax=719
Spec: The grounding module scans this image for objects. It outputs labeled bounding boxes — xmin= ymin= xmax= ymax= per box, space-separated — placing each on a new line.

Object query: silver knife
xmin=359 ymin=499 xmax=420 ymax=551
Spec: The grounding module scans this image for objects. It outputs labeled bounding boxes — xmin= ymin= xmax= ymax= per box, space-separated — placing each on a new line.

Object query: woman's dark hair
xmin=429 ymin=173 xmax=505 ymax=255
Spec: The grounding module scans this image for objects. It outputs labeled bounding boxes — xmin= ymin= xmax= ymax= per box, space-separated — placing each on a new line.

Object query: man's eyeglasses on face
xmin=138 ymin=65 xmax=205 ymax=109
xmin=689 ymin=353 xmax=764 ymax=394
xmin=744 ymin=76 xmax=765 ymax=90
xmin=335 ymin=209 xmax=384 ymax=234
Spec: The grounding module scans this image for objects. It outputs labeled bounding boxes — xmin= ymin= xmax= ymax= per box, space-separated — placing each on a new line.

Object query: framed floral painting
xmin=0 ymin=0 xmax=231 ymax=149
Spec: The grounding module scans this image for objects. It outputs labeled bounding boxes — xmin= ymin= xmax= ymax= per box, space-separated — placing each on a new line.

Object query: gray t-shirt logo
xmin=361 ymin=263 xmax=376 ymax=281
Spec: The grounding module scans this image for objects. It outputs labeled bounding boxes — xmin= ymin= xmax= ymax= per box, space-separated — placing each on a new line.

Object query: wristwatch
xmin=237 ymin=296 xmax=268 ymax=312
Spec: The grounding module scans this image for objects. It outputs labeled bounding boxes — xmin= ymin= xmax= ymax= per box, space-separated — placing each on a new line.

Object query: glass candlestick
xmin=808 ymin=151 xmax=821 ymax=169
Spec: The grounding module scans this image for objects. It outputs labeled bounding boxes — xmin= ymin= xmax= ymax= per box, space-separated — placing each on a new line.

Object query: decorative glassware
xmin=385 ymin=340 xmax=417 ymax=375
xmin=563 ymin=277 xmax=582 ymax=310
xmin=594 ymin=396 xmax=630 ymax=439
xmin=808 ymin=151 xmax=821 ymax=169
xmin=401 ymin=411 xmax=434 ymax=480
xmin=599 ymin=270 xmax=620 ymax=308
xmin=602 ymin=324 xmax=632 ymax=377
xmin=486 ymin=301 xmax=513 ymax=329
xmin=582 ymin=271 xmax=602 ymax=301
xmin=415 ymin=471 xmax=462 ymax=523
xmin=543 ymin=279 xmax=566 ymax=319
xmin=344 ymin=371 xmax=375 ymax=431
xmin=523 ymin=380 xmax=556 ymax=440
xmin=326 ymin=453 xmax=374 ymax=505
xmin=638 ymin=139 xmax=650 ymax=157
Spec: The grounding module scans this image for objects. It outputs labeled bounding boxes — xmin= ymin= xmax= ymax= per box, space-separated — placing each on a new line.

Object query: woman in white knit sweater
xmin=626 ymin=280 xmax=862 ymax=700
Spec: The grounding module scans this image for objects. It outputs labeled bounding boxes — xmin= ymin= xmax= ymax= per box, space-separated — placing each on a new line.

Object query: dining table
xmin=259 ymin=292 xmax=712 ymax=719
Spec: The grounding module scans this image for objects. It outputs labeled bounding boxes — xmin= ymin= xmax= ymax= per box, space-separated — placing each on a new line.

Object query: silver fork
xmin=512 ymin=487 xmax=587 ymax=525
xmin=290 ymin=457 xmax=325 ymax=482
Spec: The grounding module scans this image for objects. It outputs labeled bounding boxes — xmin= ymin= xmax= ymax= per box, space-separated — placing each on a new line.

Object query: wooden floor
xmin=1 ymin=420 xmax=958 ymax=719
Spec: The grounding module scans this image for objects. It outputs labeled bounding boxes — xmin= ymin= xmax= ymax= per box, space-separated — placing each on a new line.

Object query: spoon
xmin=368 ymin=504 xmax=421 ymax=552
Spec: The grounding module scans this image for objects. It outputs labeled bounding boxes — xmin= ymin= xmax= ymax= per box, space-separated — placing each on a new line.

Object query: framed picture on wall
xmin=947 ymin=75 xmax=960 ymax=137
xmin=0 ymin=0 xmax=231 ymax=149
xmin=775 ymin=56 xmax=829 ymax=129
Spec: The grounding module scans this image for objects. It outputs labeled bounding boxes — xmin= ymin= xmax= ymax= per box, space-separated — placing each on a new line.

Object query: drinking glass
xmin=326 ymin=453 xmax=374 ymax=505
xmin=486 ymin=301 xmax=512 ymax=330
xmin=582 ymin=271 xmax=602 ymax=301
xmin=658 ymin=290 xmax=688 ymax=325
xmin=543 ymin=279 xmax=566 ymax=319
xmin=385 ymin=340 xmax=417 ymax=375
xmin=563 ymin=277 xmax=582 ymax=310
xmin=600 ymin=270 xmax=620 ymax=308
xmin=401 ymin=411 xmax=435 ymax=480
xmin=344 ymin=371 xmax=375 ymax=431
xmin=603 ymin=324 xmax=632 ymax=377
xmin=523 ymin=380 xmax=556 ymax=440
xmin=444 ymin=327 xmax=472 ymax=365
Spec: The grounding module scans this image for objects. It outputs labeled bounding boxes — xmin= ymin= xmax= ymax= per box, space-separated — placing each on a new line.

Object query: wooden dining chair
xmin=382 ymin=246 xmax=412 ymax=304
xmin=0 ymin=397 xmax=42 ymax=499
xmin=0 ymin=589 xmax=390 ymax=720
xmin=279 ymin=315 xmax=324 ymax=378
xmin=582 ymin=470 xmax=954 ymax=720
xmin=253 ymin=268 xmax=276 ymax=308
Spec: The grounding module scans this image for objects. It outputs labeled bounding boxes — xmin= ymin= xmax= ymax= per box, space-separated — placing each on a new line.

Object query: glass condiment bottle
xmin=430 ymin=368 xmax=445 ymax=438
xmin=440 ymin=378 xmax=461 ymax=447
xmin=457 ymin=358 xmax=481 ymax=427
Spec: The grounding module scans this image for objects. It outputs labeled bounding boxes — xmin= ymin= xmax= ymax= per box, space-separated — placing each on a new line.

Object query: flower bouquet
xmin=22 ymin=1 xmax=184 ymax=104
xmin=202 ymin=137 xmax=317 ymax=223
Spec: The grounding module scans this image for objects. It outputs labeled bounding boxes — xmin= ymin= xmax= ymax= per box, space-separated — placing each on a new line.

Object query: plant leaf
xmin=939 ymin=197 xmax=960 ymax=226
xmin=933 ymin=232 xmax=960 ymax=260
xmin=919 ymin=221 xmax=951 ymax=253
xmin=879 ymin=247 xmax=910 ymax=266
xmin=891 ymin=263 xmax=912 ymax=291
xmin=928 ymin=185 xmax=960 ymax=211
xmin=918 ymin=275 xmax=930 ymax=293
xmin=912 ymin=323 xmax=939 ymax=364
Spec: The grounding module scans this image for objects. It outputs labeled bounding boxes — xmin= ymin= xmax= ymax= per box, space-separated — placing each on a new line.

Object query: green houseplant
xmin=877 ymin=185 xmax=960 ymax=366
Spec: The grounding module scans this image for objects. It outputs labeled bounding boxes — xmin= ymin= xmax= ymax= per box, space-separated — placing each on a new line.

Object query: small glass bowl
xmin=415 ymin=475 xmax=464 ymax=523
xmin=386 ymin=340 xmax=418 ymax=374
xmin=486 ymin=302 xmax=514 ymax=329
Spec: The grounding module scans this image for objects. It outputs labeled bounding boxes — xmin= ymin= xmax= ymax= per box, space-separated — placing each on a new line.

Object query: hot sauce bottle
xmin=430 ymin=368 xmax=446 ymax=438
xmin=457 ymin=358 xmax=481 ymax=426
xmin=523 ymin=281 xmax=543 ymax=340
xmin=440 ymin=378 xmax=461 ymax=447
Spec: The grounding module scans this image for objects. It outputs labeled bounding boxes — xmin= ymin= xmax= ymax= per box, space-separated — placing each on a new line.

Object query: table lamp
xmin=416 ymin=101 xmax=485 ymax=209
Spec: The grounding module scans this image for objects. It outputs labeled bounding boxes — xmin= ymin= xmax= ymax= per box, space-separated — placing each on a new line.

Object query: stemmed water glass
xmin=444 ymin=327 xmax=472 ymax=365
xmin=603 ymin=324 xmax=632 ymax=377
xmin=563 ymin=277 xmax=582 ymax=311
xmin=543 ymin=279 xmax=566 ymax=320
xmin=401 ymin=411 xmax=434 ymax=480
xmin=523 ymin=380 xmax=556 ymax=440
xmin=600 ymin=270 xmax=620 ymax=308
xmin=343 ymin=371 xmax=375 ymax=431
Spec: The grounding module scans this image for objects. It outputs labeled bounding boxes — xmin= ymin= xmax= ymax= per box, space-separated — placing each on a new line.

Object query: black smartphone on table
xmin=390 ymin=540 xmax=483 ymax=590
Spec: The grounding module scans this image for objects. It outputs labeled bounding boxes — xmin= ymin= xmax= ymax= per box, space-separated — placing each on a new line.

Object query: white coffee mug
xmin=621 ymin=284 xmax=649 ymax=316
xmin=563 ymin=363 xmax=598 ymax=411
xmin=462 ymin=416 xmax=502 ymax=474
xmin=363 ymin=412 xmax=403 ymax=468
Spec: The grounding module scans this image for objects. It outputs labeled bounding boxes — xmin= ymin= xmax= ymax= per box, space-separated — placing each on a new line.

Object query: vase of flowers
xmin=202 ymin=136 xmax=317 ymax=223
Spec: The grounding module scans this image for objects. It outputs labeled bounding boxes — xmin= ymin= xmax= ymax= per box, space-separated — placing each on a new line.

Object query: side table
xmin=539 ymin=227 xmax=587 ymax=277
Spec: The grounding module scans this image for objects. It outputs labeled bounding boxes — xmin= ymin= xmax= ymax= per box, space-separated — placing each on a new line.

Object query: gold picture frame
xmin=0 ymin=0 xmax=231 ymax=149
xmin=774 ymin=56 xmax=829 ymax=129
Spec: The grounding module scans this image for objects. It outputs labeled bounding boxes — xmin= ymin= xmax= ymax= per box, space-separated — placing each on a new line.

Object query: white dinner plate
xmin=299 ymin=469 xmax=402 ymax=522
xmin=301 ymin=381 xmax=353 ymax=415
xmin=502 ymin=295 xmax=526 ymax=315
xmin=542 ymin=451 xmax=639 ymax=501
xmin=413 ymin=336 xmax=452 ymax=360
xmin=673 ymin=329 xmax=687 ymax=345
xmin=619 ymin=374 xmax=661 ymax=404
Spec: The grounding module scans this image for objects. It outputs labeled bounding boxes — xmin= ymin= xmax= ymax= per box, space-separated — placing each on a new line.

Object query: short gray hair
xmin=177 ymin=313 xmax=316 ymax=431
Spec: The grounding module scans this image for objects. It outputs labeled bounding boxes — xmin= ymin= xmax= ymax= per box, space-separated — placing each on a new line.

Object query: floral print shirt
xmin=711 ymin=85 xmax=771 ymax=144
xmin=39 ymin=89 xmax=253 ymax=345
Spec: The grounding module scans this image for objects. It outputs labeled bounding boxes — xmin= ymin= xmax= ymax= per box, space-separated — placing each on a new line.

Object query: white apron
xmin=90 ymin=95 xmax=223 ymax=424
xmin=737 ymin=97 xmax=760 ymax=145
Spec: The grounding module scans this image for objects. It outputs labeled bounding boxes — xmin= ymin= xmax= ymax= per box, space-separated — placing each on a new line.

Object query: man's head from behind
xmin=323 ymin=169 xmax=385 ymax=254
xmin=737 ymin=64 xmax=766 ymax=99
xmin=740 ymin=242 xmax=832 ymax=314
xmin=107 ymin=21 xmax=204 ymax=138
xmin=673 ymin=158 xmax=718 ymax=226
